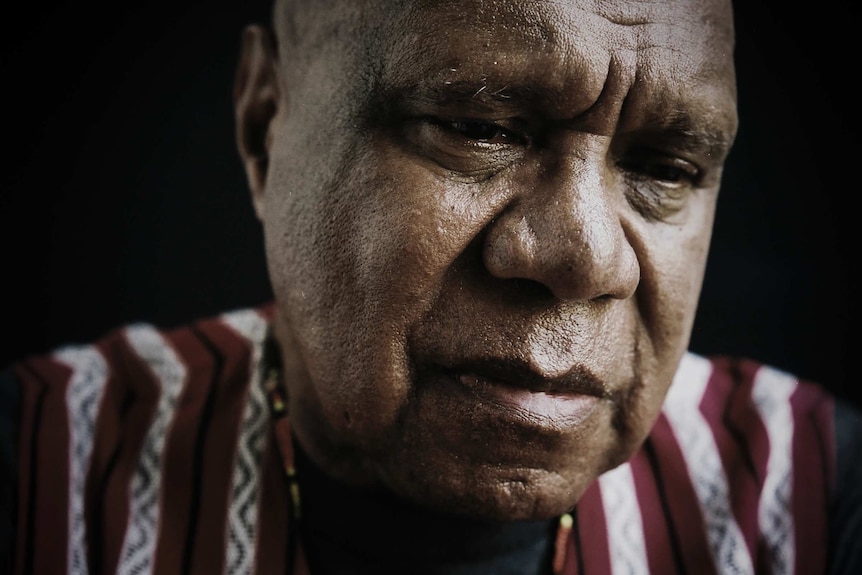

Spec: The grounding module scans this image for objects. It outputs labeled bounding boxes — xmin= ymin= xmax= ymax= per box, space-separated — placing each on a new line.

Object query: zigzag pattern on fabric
xmin=10 ymin=305 xmax=834 ymax=575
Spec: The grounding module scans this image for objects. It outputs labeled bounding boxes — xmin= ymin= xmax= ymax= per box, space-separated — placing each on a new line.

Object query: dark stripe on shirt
xmin=183 ymin=324 xmax=224 ymax=575
xmin=643 ymin=437 xmax=687 ymax=575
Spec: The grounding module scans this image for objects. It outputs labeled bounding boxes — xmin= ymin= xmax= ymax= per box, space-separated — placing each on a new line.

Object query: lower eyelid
xmin=624 ymin=184 xmax=691 ymax=221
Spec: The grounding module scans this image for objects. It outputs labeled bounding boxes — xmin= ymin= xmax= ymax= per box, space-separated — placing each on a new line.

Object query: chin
xmin=446 ymin=483 xmax=584 ymax=522
xmin=476 ymin=483 xmax=585 ymax=522
xmin=380 ymin=454 xmax=599 ymax=521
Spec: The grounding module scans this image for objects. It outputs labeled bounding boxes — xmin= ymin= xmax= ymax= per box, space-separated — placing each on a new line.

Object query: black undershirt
xmin=294 ymin=442 xmax=555 ymax=575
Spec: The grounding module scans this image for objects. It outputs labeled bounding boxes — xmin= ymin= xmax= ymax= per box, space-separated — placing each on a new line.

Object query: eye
xmin=399 ymin=116 xmax=528 ymax=182
xmin=617 ymin=151 xmax=705 ymax=221
xmin=445 ymin=120 xmax=514 ymax=144
xmin=620 ymin=155 xmax=700 ymax=187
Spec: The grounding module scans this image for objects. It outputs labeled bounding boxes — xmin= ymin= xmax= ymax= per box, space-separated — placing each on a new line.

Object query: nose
xmin=482 ymin=155 xmax=640 ymax=301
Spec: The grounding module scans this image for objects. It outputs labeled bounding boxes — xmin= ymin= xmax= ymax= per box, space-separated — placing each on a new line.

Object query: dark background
xmin=2 ymin=2 xmax=858 ymax=408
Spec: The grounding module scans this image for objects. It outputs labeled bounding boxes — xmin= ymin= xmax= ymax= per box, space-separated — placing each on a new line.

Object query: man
xmin=2 ymin=0 xmax=859 ymax=573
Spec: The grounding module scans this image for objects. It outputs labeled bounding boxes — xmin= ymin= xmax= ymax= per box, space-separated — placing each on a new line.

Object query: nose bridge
xmin=544 ymin=155 xmax=614 ymax=260
xmin=482 ymin=150 xmax=640 ymax=301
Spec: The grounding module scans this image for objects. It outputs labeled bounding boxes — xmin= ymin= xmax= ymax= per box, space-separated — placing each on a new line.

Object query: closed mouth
xmin=418 ymin=355 xmax=608 ymax=428
xmin=437 ymin=355 xmax=608 ymax=398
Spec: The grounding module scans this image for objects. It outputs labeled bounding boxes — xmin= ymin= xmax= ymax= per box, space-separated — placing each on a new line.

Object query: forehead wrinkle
xmin=406 ymin=0 xmax=562 ymax=47
xmin=378 ymin=2 xmax=639 ymax=120
xmin=541 ymin=0 xmax=651 ymax=26
xmin=633 ymin=0 xmax=735 ymax=67
xmin=622 ymin=1 xmax=738 ymax=145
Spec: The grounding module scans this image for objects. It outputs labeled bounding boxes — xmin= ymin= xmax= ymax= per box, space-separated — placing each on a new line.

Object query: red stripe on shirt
xmin=179 ymin=316 xmax=255 ymax=574
xmin=649 ymin=412 xmax=717 ymax=575
xmin=149 ymin=325 xmax=218 ymax=575
xmin=84 ymin=333 xmax=161 ymax=575
xmin=699 ymin=358 xmax=761 ymax=562
xmin=630 ymin=443 xmax=680 ymax=575
xmin=574 ymin=480 xmax=612 ymax=574
xmin=255 ymin=303 xmax=276 ymax=322
xmin=724 ymin=359 xmax=770 ymax=491
xmin=14 ymin=357 xmax=72 ymax=575
xmin=790 ymin=380 xmax=835 ymax=575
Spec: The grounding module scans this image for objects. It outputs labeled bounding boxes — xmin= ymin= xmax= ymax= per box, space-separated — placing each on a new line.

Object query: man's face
xmin=244 ymin=0 xmax=737 ymax=520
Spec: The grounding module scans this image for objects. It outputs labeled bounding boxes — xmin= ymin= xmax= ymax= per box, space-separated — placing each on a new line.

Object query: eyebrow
xmin=396 ymin=80 xmax=543 ymax=113
xmin=641 ymin=109 xmax=738 ymax=159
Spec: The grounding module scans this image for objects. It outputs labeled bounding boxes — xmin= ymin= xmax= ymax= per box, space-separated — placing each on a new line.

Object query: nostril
xmin=480 ymin=275 xmax=558 ymax=306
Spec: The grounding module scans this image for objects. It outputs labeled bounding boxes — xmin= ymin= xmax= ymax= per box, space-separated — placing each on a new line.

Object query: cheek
xmin=332 ymin=145 xmax=518 ymax=325
xmin=668 ymin=210 xmax=714 ymax=323
xmin=263 ymin=146 xmax=514 ymax=438
xmin=634 ymin=201 xmax=716 ymax=364
xmin=620 ymin=198 xmax=715 ymax=397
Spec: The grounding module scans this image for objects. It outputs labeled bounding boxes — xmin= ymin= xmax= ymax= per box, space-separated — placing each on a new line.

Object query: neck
xmin=294 ymin=441 xmax=555 ymax=574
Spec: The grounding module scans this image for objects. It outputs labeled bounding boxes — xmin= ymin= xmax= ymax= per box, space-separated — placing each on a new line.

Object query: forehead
xmin=391 ymin=0 xmax=733 ymax=56
xmin=289 ymin=0 xmax=735 ymax=73
xmin=422 ymin=5 xmax=724 ymax=108
xmin=284 ymin=0 xmax=737 ymax=139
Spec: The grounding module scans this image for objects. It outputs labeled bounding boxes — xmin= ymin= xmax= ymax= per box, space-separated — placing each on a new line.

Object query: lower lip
xmin=456 ymin=373 xmax=601 ymax=427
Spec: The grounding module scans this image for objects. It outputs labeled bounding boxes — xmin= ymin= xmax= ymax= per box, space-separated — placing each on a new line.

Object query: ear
xmin=234 ymin=25 xmax=280 ymax=221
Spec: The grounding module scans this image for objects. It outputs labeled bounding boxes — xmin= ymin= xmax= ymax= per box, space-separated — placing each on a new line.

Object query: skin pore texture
xmin=234 ymin=0 xmax=738 ymax=521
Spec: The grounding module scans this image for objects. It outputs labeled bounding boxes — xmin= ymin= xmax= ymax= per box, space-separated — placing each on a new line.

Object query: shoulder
xmin=3 ymin=304 xmax=276 ymax=574
xmin=7 ymin=305 xmax=276 ymax=464
xmin=665 ymin=351 xmax=836 ymax=470
xmin=667 ymin=351 xmax=862 ymax=573
xmin=665 ymin=352 xmax=834 ymax=434
xmin=663 ymin=351 xmax=836 ymax=485
xmin=11 ymin=304 xmax=275 ymax=404
xmin=658 ymin=352 xmax=841 ymax=571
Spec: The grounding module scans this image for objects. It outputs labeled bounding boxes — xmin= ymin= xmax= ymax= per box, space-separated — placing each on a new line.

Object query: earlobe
xmin=234 ymin=24 xmax=280 ymax=220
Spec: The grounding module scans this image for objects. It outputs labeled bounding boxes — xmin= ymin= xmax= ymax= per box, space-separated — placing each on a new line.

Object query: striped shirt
xmin=1 ymin=305 xmax=855 ymax=574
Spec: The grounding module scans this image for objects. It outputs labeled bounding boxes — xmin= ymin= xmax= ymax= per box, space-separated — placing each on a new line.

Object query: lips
xmin=443 ymin=356 xmax=608 ymax=396
xmin=428 ymin=356 xmax=608 ymax=428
